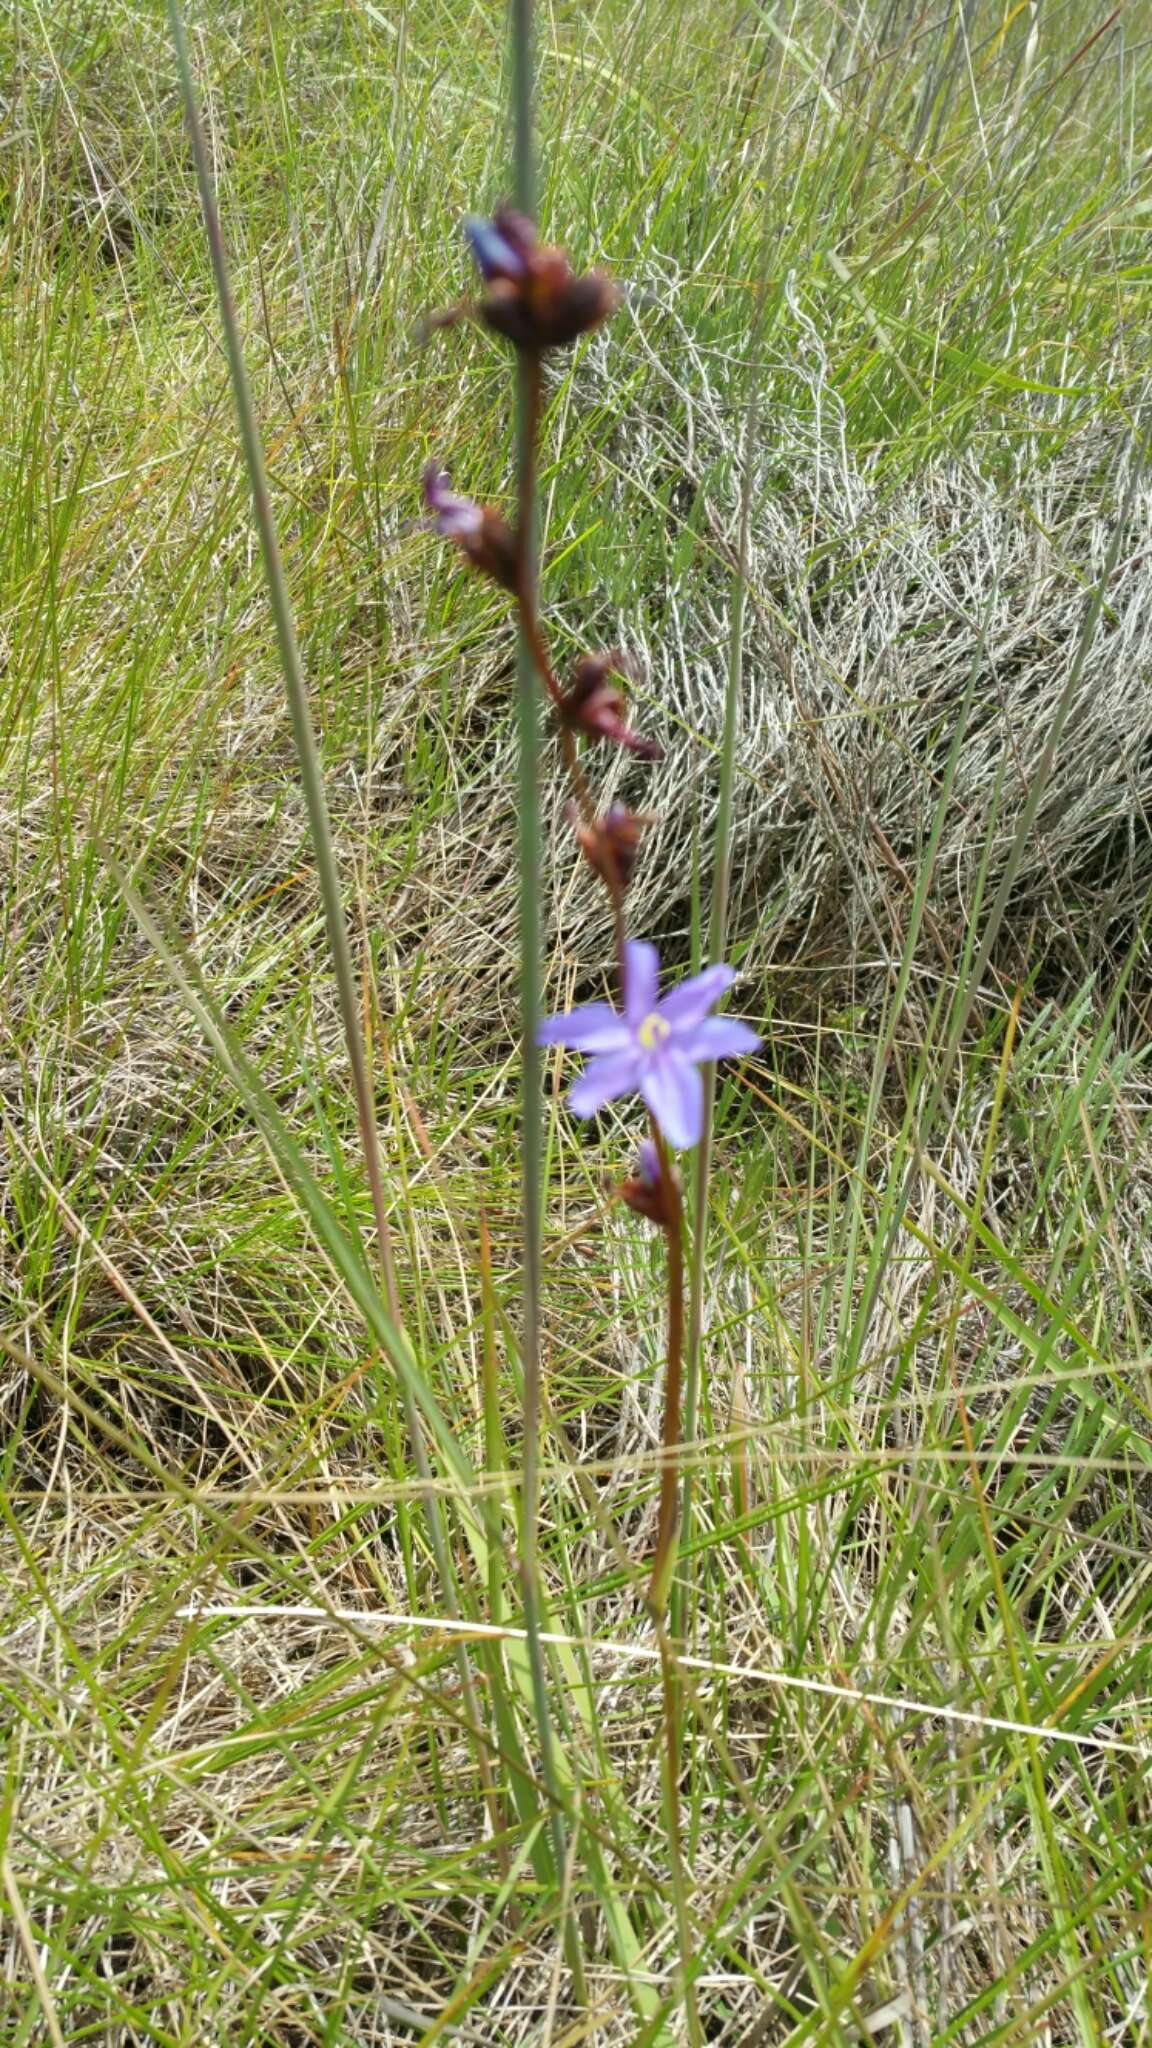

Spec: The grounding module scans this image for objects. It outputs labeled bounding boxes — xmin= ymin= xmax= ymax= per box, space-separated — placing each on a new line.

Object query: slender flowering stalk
xmin=424 ymin=176 xmax=761 ymax=1597
xmin=423 ymin=191 xmax=762 ymax=1611
xmin=648 ymin=1125 xmax=687 ymax=1594
xmin=421 ymin=38 xmax=758 ymax=2021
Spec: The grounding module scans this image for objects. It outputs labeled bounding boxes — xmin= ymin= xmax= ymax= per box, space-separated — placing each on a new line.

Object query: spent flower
xmin=539 ymin=939 xmax=760 ymax=1150
xmin=560 ymin=651 xmax=662 ymax=760
xmin=570 ymin=801 xmax=648 ymax=891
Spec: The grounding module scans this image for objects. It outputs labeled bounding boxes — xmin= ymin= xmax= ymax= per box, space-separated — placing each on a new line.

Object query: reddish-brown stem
xmin=648 ymin=1124 xmax=686 ymax=1607
xmin=512 ymin=355 xmax=628 ymax=980
xmin=513 ymin=350 xmax=681 ymax=1610
xmin=518 ymin=598 xmax=568 ymax=716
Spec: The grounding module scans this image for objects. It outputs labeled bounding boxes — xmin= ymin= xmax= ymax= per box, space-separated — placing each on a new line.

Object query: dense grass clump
xmin=2 ymin=3 xmax=1151 ymax=2042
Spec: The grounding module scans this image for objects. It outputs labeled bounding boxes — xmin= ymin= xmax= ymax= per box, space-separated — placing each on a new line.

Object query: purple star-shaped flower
xmin=538 ymin=940 xmax=760 ymax=1150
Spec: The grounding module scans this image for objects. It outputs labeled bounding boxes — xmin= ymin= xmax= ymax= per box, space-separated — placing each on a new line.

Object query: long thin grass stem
xmin=164 ymin=0 xmax=497 ymax=1839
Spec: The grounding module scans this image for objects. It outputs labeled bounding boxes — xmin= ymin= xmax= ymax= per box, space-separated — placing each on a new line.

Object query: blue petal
xmin=636 ymin=1137 xmax=661 ymax=1188
xmin=659 ymin=963 xmax=736 ymax=1034
xmin=640 ymin=1052 xmax=704 ymax=1149
xmin=568 ymin=1051 xmax=643 ymax=1118
xmin=683 ymin=1016 xmax=760 ymax=1061
xmin=622 ymin=940 xmax=659 ymax=1028
xmin=422 ymin=465 xmax=481 ymax=538
xmin=463 ymin=215 xmax=527 ymax=281
xmin=538 ymin=1002 xmax=630 ymax=1053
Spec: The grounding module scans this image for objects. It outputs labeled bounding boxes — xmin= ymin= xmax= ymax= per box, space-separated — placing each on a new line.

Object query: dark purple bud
xmin=422 ymin=466 xmax=519 ymax=593
xmin=619 ymin=1139 xmax=675 ymax=1228
xmin=570 ymin=801 xmax=648 ymax=891
xmin=458 ymin=209 xmax=619 ymax=352
xmin=560 ymin=652 xmax=662 ymax=760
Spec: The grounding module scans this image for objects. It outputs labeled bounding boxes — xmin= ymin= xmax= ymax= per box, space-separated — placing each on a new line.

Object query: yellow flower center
xmin=637 ymin=1012 xmax=670 ymax=1051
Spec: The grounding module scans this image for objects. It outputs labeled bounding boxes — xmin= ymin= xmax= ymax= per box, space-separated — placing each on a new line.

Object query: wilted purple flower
xmin=570 ymin=801 xmax=647 ymax=891
xmin=423 ymin=466 xmax=519 ymax=591
xmin=560 ymin=652 xmax=662 ymax=760
xmin=539 ymin=940 xmax=760 ymax=1150
xmin=423 ymin=467 xmax=482 ymax=539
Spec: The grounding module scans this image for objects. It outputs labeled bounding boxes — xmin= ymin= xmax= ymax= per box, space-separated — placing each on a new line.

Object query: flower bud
xmin=559 ymin=651 xmax=662 ymax=760
xmin=422 ymin=466 xmax=519 ymax=593
xmin=618 ymin=1139 xmax=675 ymax=1228
xmin=464 ymin=209 xmax=620 ymax=352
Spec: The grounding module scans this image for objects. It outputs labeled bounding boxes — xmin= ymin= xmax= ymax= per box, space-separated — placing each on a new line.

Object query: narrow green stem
xmin=515 ymin=351 xmax=559 ymax=1848
xmin=658 ymin=1629 xmax=702 ymax=2047
xmin=512 ymin=0 xmax=535 ymax=218
xmin=508 ymin=3 xmax=587 ymax=2001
